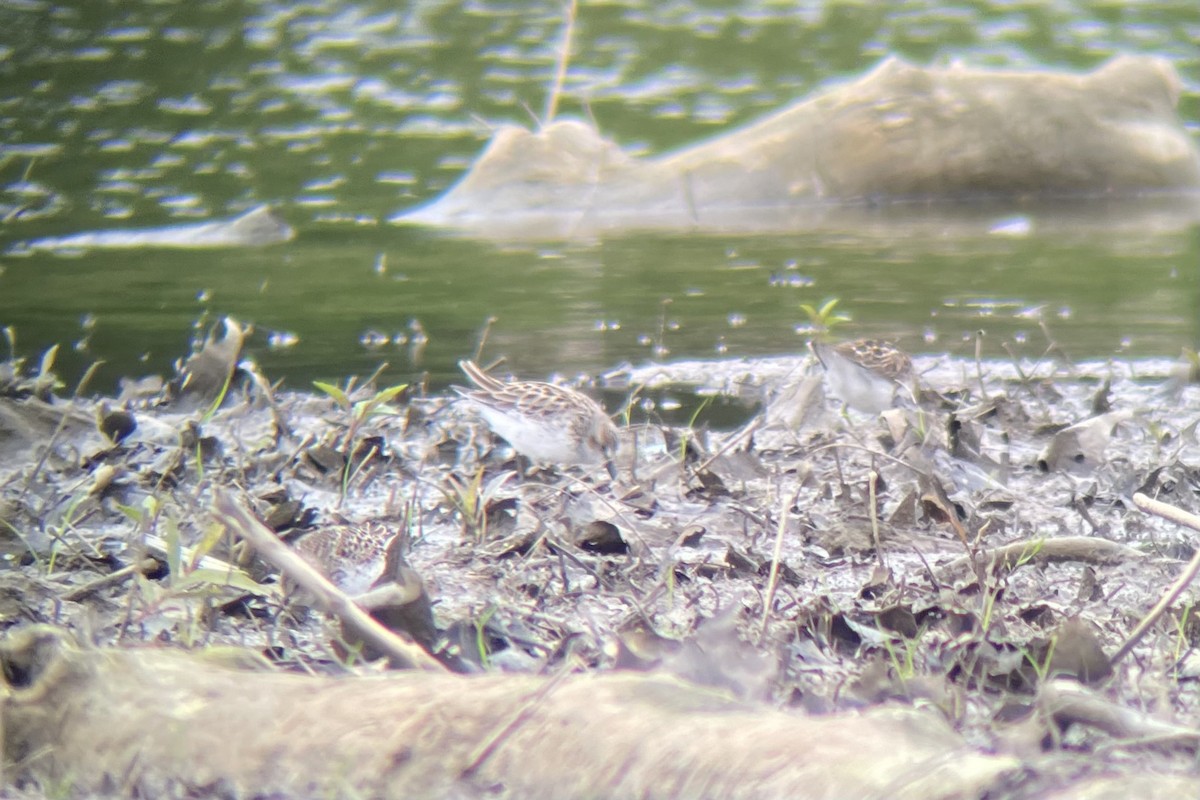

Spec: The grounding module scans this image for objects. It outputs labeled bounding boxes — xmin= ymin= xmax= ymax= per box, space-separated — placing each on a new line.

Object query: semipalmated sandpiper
xmin=292 ymin=521 xmax=438 ymax=656
xmin=292 ymin=521 xmax=393 ymax=597
xmin=810 ymin=339 xmax=914 ymax=414
xmin=455 ymin=359 xmax=619 ymax=475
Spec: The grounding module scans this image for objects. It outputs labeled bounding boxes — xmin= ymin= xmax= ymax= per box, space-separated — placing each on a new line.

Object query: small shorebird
xmin=810 ymin=339 xmax=915 ymax=414
xmin=455 ymin=360 xmax=619 ymax=475
xmin=292 ymin=521 xmax=395 ymax=597
xmin=291 ymin=521 xmax=438 ymax=656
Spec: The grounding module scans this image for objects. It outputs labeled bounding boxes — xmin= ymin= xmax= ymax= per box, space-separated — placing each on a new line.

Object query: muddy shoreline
xmin=2 ymin=324 xmax=1200 ymax=797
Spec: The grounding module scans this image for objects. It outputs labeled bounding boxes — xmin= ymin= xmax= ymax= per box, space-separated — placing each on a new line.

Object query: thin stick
xmin=938 ymin=535 xmax=1144 ymax=581
xmin=543 ymin=0 xmax=579 ymax=125
xmin=973 ymin=330 xmax=988 ymax=402
xmin=62 ymin=557 xmax=160 ymax=602
xmin=473 ymin=316 xmax=498 ymax=363
xmin=760 ymin=487 xmax=800 ymax=634
xmin=212 ymin=490 xmax=445 ymax=672
xmin=20 ymin=360 xmax=104 ymax=502
xmin=1111 ymin=493 xmax=1200 ymax=666
xmin=868 ymin=470 xmax=885 ymax=569
xmin=692 ymin=416 xmax=761 ymax=476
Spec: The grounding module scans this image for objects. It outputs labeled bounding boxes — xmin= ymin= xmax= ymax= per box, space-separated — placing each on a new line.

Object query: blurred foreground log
xmin=0 ymin=626 xmax=1017 ymax=799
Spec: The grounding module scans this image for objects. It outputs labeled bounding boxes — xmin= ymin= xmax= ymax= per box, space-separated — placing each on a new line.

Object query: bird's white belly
xmin=827 ymin=365 xmax=894 ymax=414
xmin=478 ymin=406 xmax=592 ymax=465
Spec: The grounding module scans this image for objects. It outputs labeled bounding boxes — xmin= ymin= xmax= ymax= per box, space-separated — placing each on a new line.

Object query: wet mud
xmin=1 ymin=321 xmax=1200 ymax=797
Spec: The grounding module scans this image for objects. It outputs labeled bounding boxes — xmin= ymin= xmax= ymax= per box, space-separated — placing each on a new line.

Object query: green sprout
xmin=438 ymin=468 xmax=516 ymax=542
xmin=313 ymin=379 xmax=408 ymax=498
xmin=799 ymin=298 xmax=852 ymax=340
xmin=678 ymin=394 xmax=714 ymax=462
xmin=474 ymin=605 xmax=498 ymax=669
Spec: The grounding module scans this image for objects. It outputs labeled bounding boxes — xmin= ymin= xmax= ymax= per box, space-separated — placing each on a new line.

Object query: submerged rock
xmin=396 ymin=56 xmax=1200 ymax=238
xmin=14 ymin=205 xmax=295 ymax=254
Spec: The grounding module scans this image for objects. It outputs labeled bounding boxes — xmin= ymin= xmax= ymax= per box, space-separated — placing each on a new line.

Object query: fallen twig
xmin=212 ymin=489 xmax=445 ymax=672
xmin=62 ymin=557 xmax=161 ymax=602
xmin=1110 ymin=493 xmax=1200 ymax=667
xmin=939 ymin=536 xmax=1145 ymax=582
xmin=1040 ymin=678 xmax=1199 ymax=750
xmin=760 ymin=486 xmax=801 ymax=635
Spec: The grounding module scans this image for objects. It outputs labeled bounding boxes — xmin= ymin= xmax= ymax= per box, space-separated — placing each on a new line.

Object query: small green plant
xmin=678 ymin=395 xmax=714 ymax=462
xmin=313 ymin=380 xmax=408 ymax=448
xmin=620 ymin=382 xmax=645 ymax=428
xmin=313 ymin=379 xmax=408 ymax=498
xmin=979 ymin=581 xmax=1000 ymax=635
xmin=799 ymin=298 xmax=852 ymax=340
xmin=474 ymin=605 xmax=498 ymax=669
xmin=0 ymin=327 xmax=65 ymax=398
xmin=1013 ymin=539 xmax=1046 ymax=569
xmin=1172 ymin=603 xmax=1194 ymax=666
xmin=439 ymin=468 xmax=516 ymax=541
xmin=119 ymin=504 xmax=276 ymax=648
xmin=1022 ymin=636 xmax=1057 ymax=684
xmin=881 ymin=634 xmax=919 ymax=687
xmin=199 ymin=365 xmax=234 ymax=425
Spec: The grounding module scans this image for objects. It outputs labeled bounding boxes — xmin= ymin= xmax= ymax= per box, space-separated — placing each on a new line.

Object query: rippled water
xmin=1 ymin=0 xmax=1198 ymax=392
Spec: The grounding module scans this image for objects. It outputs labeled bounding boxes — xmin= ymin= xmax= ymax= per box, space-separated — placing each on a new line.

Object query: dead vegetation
xmin=1 ymin=319 xmax=1200 ymax=797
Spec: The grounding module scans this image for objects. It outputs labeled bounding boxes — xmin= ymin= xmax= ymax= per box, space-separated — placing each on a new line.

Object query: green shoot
xmin=313 ymin=380 xmax=351 ymax=411
xmin=1023 ymin=636 xmax=1057 ymax=683
xmin=313 ymin=380 xmax=408 ymax=498
xmin=799 ymin=298 xmax=852 ymax=340
xmin=351 ymin=383 xmax=407 ymax=425
xmin=620 ymin=383 xmax=644 ymax=428
xmin=880 ymin=636 xmax=916 ymax=687
xmin=475 ymin=605 xmax=497 ymax=669
xmin=678 ymin=395 xmax=714 ymax=462
xmin=1013 ymin=539 xmax=1046 ymax=569
xmin=1172 ymin=603 xmax=1194 ymax=667
xmin=200 ymin=362 xmax=235 ymax=424
xmin=438 ymin=468 xmax=516 ymax=542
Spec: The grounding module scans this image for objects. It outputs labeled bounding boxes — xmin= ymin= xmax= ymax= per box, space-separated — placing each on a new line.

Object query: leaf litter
xmin=1 ymin=320 xmax=1200 ymax=796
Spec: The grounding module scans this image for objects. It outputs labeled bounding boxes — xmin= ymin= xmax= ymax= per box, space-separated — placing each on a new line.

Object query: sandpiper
xmin=455 ymin=359 xmax=619 ymax=475
xmin=810 ymin=339 xmax=915 ymax=414
xmin=292 ymin=521 xmax=394 ymax=596
xmin=291 ymin=521 xmax=438 ymax=654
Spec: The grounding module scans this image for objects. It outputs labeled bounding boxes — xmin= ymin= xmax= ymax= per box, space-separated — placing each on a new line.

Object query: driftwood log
xmin=0 ymin=626 xmax=1017 ymax=799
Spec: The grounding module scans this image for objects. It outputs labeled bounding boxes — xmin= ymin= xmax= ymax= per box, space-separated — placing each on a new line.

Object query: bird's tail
xmin=459 ymin=360 xmax=506 ymax=393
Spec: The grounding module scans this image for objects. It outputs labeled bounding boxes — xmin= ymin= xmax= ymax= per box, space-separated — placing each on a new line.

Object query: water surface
xmin=1 ymin=0 xmax=1198 ymax=392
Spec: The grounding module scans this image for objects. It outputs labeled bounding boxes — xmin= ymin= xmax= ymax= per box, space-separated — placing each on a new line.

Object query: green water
xmin=1 ymin=0 xmax=1198 ymax=392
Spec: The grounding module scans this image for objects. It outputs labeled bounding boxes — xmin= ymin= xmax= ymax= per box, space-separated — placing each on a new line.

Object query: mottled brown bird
xmin=455 ymin=359 xmax=619 ymax=474
xmin=810 ymin=339 xmax=914 ymax=414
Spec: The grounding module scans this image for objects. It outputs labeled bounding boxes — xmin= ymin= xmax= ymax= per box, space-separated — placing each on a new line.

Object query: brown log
xmin=0 ymin=626 xmax=1016 ymax=799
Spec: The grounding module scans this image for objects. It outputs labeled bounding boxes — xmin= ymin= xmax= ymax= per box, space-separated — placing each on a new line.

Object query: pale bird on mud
xmin=455 ymin=359 xmax=619 ymax=476
xmin=810 ymin=339 xmax=915 ymax=415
